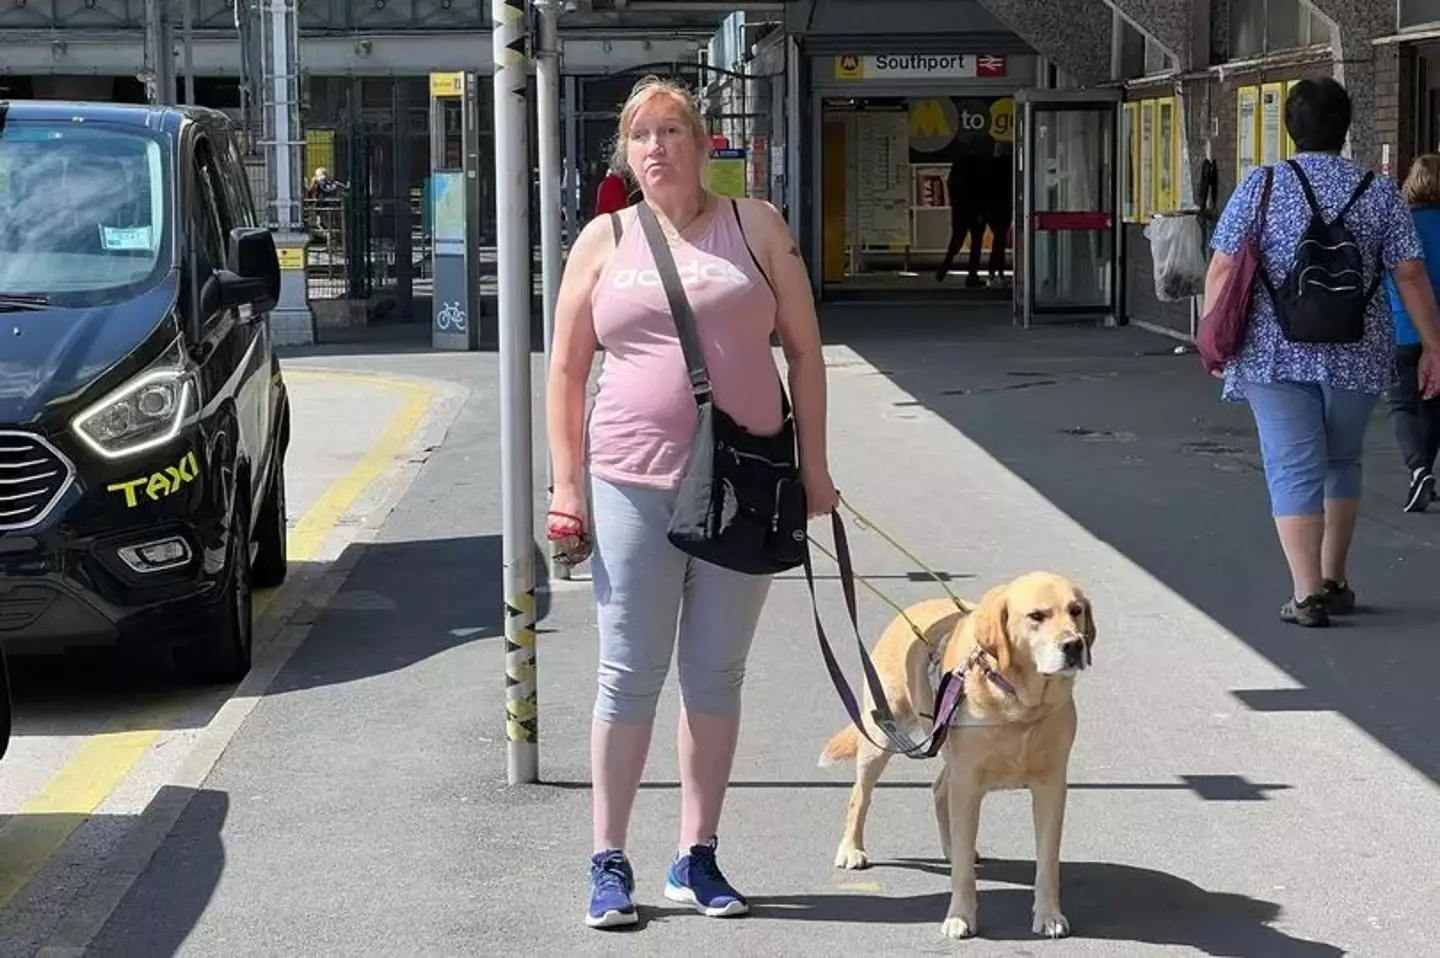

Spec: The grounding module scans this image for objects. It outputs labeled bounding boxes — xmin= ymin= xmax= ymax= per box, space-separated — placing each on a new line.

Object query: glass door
xmin=1015 ymin=89 xmax=1122 ymax=327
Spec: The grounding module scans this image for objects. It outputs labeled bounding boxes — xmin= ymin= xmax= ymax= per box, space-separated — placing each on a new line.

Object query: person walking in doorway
xmin=545 ymin=76 xmax=837 ymax=928
xmin=1383 ymin=153 xmax=1440 ymax=512
xmin=1203 ymin=77 xmax=1440 ymax=627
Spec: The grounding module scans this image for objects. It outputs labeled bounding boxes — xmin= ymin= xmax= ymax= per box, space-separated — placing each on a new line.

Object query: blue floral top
xmin=1209 ymin=152 xmax=1424 ymax=402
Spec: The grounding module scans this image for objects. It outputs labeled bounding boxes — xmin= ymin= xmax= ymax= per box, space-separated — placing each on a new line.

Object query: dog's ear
xmin=1078 ymin=594 xmax=1097 ymax=664
xmin=972 ymin=585 xmax=1012 ymax=673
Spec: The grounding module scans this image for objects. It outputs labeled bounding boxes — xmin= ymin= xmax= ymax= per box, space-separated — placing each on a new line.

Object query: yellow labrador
xmin=818 ymin=571 xmax=1096 ymax=939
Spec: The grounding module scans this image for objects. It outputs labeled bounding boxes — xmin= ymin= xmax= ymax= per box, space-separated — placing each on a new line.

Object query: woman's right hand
xmin=546 ymin=484 xmax=592 ymax=566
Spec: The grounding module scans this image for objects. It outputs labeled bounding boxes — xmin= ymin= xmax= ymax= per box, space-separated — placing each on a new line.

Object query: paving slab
xmin=65 ymin=315 xmax=1440 ymax=956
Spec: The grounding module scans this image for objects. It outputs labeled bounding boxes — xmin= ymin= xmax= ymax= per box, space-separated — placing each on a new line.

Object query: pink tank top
xmin=587 ymin=200 xmax=782 ymax=491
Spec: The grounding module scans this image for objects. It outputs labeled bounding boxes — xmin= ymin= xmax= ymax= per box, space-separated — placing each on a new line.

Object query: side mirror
xmin=225 ymin=226 xmax=282 ymax=310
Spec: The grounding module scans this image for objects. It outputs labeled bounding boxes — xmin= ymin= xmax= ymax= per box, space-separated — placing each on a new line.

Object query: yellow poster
xmin=1283 ymin=79 xmax=1299 ymax=157
xmin=1260 ymin=83 xmax=1286 ymax=166
xmin=1155 ymin=97 xmax=1177 ymax=214
xmin=708 ymin=149 xmax=748 ymax=198
xmin=1237 ymin=86 xmax=1260 ymax=182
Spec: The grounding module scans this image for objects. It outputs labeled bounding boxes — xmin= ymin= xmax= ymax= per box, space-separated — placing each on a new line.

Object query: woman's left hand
xmin=803 ymin=466 xmax=840 ymax=518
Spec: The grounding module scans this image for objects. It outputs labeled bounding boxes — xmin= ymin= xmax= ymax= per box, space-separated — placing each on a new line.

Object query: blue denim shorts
xmin=1243 ymin=378 xmax=1377 ymax=517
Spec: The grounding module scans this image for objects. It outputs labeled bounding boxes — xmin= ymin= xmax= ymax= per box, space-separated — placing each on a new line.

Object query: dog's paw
xmin=940 ymin=915 xmax=977 ymax=940
xmin=834 ymin=846 xmax=871 ymax=870
xmin=1032 ymin=910 xmax=1070 ymax=938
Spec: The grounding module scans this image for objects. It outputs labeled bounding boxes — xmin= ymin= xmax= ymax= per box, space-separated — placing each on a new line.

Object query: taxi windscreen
xmin=0 ymin=121 xmax=171 ymax=304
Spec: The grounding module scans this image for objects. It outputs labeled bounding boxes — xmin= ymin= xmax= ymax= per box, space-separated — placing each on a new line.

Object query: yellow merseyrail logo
xmin=909 ymin=99 xmax=952 ymax=139
xmin=107 ymin=450 xmax=199 ymax=508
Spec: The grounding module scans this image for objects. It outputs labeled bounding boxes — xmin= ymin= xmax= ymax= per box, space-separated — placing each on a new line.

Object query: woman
xmin=1383 ymin=154 xmax=1440 ymax=513
xmin=545 ymin=76 xmax=837 ymax=928
xmin=1204 ymin=77 xmax=1440 ymax=628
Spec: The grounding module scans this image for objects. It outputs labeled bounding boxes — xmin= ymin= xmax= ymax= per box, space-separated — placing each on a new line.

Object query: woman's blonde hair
xmin=609 ymin=75 xmax=709 ymax=175
xmin=1403 ymin=154 xmax=1440 ymax=207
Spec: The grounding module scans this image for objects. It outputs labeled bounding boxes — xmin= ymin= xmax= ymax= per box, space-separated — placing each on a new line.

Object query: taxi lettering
xmin=107 ymin=451 xmax=199 ymax=508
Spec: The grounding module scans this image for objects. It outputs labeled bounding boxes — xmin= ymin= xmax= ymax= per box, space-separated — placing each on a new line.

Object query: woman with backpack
xmin=1204 ymin=78 xmax=1440 ymax=628
xmin=1382 ymin=154 xmax=1440 ymax=513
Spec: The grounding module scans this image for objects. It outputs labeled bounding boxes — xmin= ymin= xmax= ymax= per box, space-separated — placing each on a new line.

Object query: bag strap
xmin=729 ymin=198 xmax=775 ymax=294
xmin=634 ymin=201 xmax=713 ymax=404
xmin=1337 ymin=170 xmax=1376 ymax=221
xmin=608 ymin=211 xmax=623 ymax=246
xmin=1254 ymin=166 xmax=1278 ymax=297
xmin=1287 ymin=159 xmax=1323 ymax=219
xmin=802 ymin=509 xmax=956 ymax=759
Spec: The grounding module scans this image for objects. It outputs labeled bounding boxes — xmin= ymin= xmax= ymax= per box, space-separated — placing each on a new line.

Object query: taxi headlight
xmin=72 ymin=336 xmax=197 ymax=460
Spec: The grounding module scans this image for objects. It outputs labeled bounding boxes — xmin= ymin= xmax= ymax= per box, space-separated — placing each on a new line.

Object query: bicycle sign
xmin=436 ymin=301 xmax=468 ymax=332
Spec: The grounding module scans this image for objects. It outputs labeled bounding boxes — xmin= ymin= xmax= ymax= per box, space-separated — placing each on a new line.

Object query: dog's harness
xmin=804 ymin=503 xmax=1018 ymax=761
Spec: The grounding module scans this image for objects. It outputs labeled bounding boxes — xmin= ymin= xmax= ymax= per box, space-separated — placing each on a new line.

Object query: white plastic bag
xmin=1145 ymin=213 xmax=1207 ymax=303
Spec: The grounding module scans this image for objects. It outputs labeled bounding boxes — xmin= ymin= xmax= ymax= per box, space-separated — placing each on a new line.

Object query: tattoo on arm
xmin=787 ymin=244 xmax=801 ymax=258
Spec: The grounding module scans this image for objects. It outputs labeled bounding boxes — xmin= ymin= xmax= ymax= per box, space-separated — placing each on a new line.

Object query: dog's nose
xmin=1060 ymin=636 xmax=1086 ymax=667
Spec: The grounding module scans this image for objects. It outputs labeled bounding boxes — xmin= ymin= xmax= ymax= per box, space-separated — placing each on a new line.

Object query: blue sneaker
xmin=663 ymin=837 xmax=749 ymax=917
xmin=586 ymin=849 xmax=639 ymax=928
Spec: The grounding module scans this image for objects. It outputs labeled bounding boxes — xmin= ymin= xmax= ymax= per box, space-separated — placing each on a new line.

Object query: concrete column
xmin=1304 ymin=2 xmax=1392 ymax=172
xmin=976 ymin=0 xmax=1114 ymax=87
xmin=261 ymin=0 xmax=315 ymax=346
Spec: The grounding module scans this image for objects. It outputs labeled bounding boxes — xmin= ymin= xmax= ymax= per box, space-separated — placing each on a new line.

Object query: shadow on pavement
xmin=751 ymin=856 xmax=1341 ymax=955
xmin=824 ymin=306 xmax=1440 ymax=788
xmin=7 ymin=533 xmax=544 ymax=728
xmin=0 ymin=787 xmax=226 ymax=957
xmin=79 ymin=787 xmax=229 ymax=957
xmin=265 ymin=534 xmax=548 ymax=696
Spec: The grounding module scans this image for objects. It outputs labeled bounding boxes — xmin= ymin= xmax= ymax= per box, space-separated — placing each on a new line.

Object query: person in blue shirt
xmin=1384 ymin=154 xmax=1440 ymax=513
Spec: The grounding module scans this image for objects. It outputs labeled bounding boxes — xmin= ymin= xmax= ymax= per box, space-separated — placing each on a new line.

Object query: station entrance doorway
xmin=1013 ymin=88 xmax=1123 ymax=327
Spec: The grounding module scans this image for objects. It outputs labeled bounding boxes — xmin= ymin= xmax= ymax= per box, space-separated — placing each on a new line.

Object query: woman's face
xmin=625 ymin=96 xmax=702 ymax=192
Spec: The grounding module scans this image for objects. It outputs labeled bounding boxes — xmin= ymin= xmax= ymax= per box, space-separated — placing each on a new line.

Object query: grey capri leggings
xmin=589 ymin=475 xmax=774 ymax=724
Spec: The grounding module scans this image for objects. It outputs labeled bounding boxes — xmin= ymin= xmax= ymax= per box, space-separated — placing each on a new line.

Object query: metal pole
xmin=535 ymin=4 xmax=567 ymax=583
xmin=563 ymin=75 xmax=579 ymax=244
xmin=494 ymin=0 xmax=538 ymax=786
xmin=182 ymin=0 xmax=195 ymax=106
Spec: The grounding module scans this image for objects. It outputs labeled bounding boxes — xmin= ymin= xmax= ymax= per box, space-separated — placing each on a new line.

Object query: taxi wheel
xmin=251 ymin=458 xmax=288 ymax=589
xmin=177 ymin=501 xmax=254 ymax=685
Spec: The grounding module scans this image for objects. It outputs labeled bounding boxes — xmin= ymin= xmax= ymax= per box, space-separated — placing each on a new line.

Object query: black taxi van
xmin=0 ymin=100 xmax=291 ymax=684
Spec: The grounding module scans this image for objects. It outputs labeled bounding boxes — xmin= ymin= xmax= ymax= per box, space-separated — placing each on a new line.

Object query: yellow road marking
xmin=0 ymin=370 xmax=436 ymax=910
xmin=282 ymin=371 xmax=433 ymax=563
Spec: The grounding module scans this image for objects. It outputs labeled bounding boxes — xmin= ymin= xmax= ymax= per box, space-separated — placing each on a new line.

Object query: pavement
xmin=4 ymin=307 xmax=1440 ymax=956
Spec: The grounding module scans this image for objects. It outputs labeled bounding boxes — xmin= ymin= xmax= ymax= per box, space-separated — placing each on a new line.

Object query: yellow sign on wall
xmin=835 ymin=55 xmax=863 ymax=80
xmin=708 ymin=149 xmax=747 ymax=198
xmin=430 ymin=72 xmax=465 ymax=98
xmin=276 ymin=247 xmax=305 ymax=271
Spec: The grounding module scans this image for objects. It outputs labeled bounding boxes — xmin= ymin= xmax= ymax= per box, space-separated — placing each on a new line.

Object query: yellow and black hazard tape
xmin=504 ymin=588 xmax=538 ymax=743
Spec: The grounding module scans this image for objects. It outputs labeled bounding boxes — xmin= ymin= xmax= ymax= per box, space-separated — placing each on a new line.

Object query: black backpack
xmin=1262 ymin=159 xmax=1380 ymax=344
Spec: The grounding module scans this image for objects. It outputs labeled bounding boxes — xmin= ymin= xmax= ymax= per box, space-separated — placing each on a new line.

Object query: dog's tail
xmin=817 ymin=725 xmax=859 ymax=767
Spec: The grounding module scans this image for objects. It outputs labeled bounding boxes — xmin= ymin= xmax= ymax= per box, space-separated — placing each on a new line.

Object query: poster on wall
xmin=708 ymin=148 xmax=748 ymax=198
xmin=1237 ymin=87 xmax=1260 ymax=182
xmin=856 ymin=109 xmax=910 ymax=247
xmin=1260 ymin=83 xmax=1285 ymax=166
xmin=1155 ymin=99 xmax=1176 ymax=214
xmin=1139 ymin=101 xmax=1155 ymax=221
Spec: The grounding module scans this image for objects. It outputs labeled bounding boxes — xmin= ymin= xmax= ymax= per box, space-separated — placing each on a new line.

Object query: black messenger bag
xmin=632 ymin=201 xmax=809 ymax=576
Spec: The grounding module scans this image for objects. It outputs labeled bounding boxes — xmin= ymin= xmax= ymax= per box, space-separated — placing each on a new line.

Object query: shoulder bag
xmin=631 ymin=199 xmax=809 ymax=576
xmin=1196 ymin=165 xmax=1273 ymax=375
